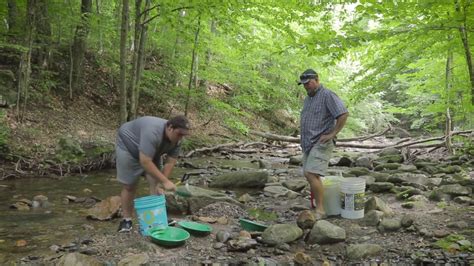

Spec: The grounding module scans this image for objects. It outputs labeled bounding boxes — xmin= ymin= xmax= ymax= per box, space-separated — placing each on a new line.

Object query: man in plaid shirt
xmin=298 ymin=69 xmax=349 ymax=219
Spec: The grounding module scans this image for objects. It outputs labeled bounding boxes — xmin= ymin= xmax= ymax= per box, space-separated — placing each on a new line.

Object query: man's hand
xmin=319 ymin=133 xmax=335 ymax=144
xmin=163 ymin=180 xmax=177 ymax=192
xmin=153 ymin=185 xmax=164 ymax=195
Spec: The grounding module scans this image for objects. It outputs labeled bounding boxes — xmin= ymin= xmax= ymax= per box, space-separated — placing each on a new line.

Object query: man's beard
xmin=307 ymin=89 xmax=316 ymax=97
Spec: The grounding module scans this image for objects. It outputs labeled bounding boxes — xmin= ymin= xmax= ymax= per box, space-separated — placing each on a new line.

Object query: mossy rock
xmin=414 ymin=161 xmax=437 ymax=169
xmin=368 ymin=172 xmax=390 ymax=182
xmin=396 ymin=187 xmax=421 ymax=200
xmin=374 ymin=163 xmax=401 ymax=171
xmin=440 ymin=165 xmax=463 ymax=174
xmin=347 ymin=167 xmax=371 ymax=176
xmin=428 ymin=189 xmax=451 ymax=202
xmin=375 ymin=154 xmax=404 ymax=164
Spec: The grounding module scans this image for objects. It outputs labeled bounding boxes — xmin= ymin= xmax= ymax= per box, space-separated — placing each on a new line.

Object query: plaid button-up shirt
xmin=300 ymin=85 xmax=348 ymax=153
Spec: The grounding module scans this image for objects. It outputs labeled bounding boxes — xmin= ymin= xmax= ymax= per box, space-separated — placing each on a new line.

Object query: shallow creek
xmin=0 ymin=157 xmax=263 ymax=263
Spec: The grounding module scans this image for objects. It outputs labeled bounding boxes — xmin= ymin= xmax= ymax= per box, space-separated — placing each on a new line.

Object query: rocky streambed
xmin=4 ymin=144 xmax=474 ymax=265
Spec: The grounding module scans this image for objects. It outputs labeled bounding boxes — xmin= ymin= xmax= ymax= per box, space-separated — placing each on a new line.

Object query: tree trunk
xmin=119 ymin=0 xmax=129 ymax=124
xmin=128 ymin=0 xmax=142 ymax=120
xmin=17 ymin=1 xmax=35 ymax=122
xmin=184 ymin=15 xmax=201 ymax=117
xmin=445 ymin=50 xmax=453 ymax=154
xmin=456 ymin=0 xmax=474 ymax=105
xmin=96 ymin=0 xmax=103 ymax=54
xmin=34 ymin=0 xmax=51 ymax=69
xmin=133 ymin=0 xmax=150 ymax=116
xmin=7 ymin=0 xmax=18 ymax=38
xmin=71 ymin=0 xmax=93 ymax=96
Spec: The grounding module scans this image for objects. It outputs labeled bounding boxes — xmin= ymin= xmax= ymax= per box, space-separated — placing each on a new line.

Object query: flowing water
xmin=0 ymin=157 xmax=262 ymax=263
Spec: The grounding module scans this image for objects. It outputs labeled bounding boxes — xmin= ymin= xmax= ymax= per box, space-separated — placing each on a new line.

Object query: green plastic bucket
xmin=134 ymin=195 xmax=168 ymax=236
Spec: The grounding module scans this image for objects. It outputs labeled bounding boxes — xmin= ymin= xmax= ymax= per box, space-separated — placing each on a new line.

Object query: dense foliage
xmin=0 ymin=1 xmax=472 ymax=139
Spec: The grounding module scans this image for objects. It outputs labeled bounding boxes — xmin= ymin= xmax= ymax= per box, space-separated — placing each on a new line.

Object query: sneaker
xmin=117 ymin=219 xmax=132 ymax=232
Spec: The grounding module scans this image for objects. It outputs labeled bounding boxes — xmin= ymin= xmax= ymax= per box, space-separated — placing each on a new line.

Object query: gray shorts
xmin=116 ymin=146 xmax=162 ymax=185
xmin=303 ymin=141 xmax=334 ymax=176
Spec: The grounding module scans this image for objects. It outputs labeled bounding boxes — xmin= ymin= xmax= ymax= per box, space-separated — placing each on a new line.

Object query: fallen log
xmin=248 ymin=129 xmax=473 ymax=149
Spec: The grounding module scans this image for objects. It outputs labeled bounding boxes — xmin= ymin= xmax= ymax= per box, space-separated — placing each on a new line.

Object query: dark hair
xmin=166 ymin=115 xmax=190 ymax=130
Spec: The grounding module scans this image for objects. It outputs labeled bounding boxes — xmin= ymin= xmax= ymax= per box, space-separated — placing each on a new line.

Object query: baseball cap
xmin=298 ymin=69 xmax=318 ymax=85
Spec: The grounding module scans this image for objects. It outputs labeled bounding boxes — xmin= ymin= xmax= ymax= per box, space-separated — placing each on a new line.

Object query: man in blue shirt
xmin=298 ymin=69 xmax=349 ymax=218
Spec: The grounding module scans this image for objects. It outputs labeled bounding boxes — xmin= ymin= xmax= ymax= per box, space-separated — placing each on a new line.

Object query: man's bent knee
xmin=304 ymin=171 xmax=321 ymax=180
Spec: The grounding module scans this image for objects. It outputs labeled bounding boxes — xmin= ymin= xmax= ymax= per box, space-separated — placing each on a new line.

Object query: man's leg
xmin=120 ymin=183 xmax=137 ymax=219
xmin=305 ymin=172 xmax=325 ymax=214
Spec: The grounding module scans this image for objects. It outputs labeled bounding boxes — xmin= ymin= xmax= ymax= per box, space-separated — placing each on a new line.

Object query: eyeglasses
xmin=300 ymin=74 xmax=317 ymax=80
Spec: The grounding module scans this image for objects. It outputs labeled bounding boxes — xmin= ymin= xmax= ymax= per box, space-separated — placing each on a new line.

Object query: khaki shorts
xmin=303 ymin=141 xmax=334 ymax=176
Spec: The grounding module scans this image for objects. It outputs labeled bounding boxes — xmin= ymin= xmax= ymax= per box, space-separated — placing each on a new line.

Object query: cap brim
xmin=298 ymin=79 xmax=310 ymax=85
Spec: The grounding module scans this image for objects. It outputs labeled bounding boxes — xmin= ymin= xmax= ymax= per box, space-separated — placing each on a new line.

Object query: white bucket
xmin=340 ymin=178 xmax=366 ymax=219
xmin=322 ymin=176 xmax=343 ymax=216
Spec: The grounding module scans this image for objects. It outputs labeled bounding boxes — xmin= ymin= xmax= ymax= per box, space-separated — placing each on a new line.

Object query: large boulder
xmin=262 ymin=224 xmax=303 ymax=246
xmin=307 ymin=220 xmax=346 ymax=244
xmin=86 ymin=196 xmax=121 ymax=221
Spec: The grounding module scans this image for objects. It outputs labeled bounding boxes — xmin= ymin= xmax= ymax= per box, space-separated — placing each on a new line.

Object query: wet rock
xmin=361 ymin=210 xmax=384 ymax=226
xmin=346 ymin=244 xmax=383 ymax=260
xmin=86 ymin=196 xmax=121 ymax=220
xmin=440 ymin=165 xmax=463 ymax=174
xmin=401 ymin=202 xmax=415 ymax=209
xmin=33 ymin=195 xmax=49 ymax=207
xmin=118 ymin=253 xmax=149 ymax=266
xmin=56 ymin=252 xmax=102 ymax=266
xmin=307 ymin=220 xmax=346 ymax=245
xmin=210 ymin=171 xmax=269 ymax=188
xmin=282 ymin=180 xmax=307 ymax=192
xmin=296 ymin=210 xmax=316 ymax=229
xmin=216 ymin=230 xmax=231 ymax=243
xmin=365 ymin=196 xmax=394 ymax=216
xmin=262 ymin=224 xmax=303 ymax=246
xmin=329 ymin=156 xmax=352 ymax=167
xmin=369 ymin=182 xmax=394 ymax=193
xmin=378 ymin=218 xmax=402 ymax=232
